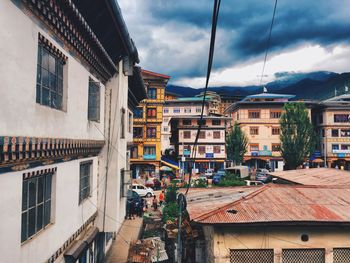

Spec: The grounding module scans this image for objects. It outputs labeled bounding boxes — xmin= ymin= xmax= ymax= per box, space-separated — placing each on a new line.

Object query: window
xmin=272 ymin=144 xmax=281 ymax=152
xmin=147 ymin=87 xmax=157 ymax=99
xmin=248 ymin=111 xmax=260 ymax=119
xmin=250 ymin=144 xmax=259 ymax=151
xmin=36 ymin=42 xmax=64 ymax=110
xmin=270 ymin=111 xmax=281 ymax=118
xmin=133 ymin=127 xmax=143 ymax=138
xmin=130 ymin=146 xmax=138 ymax=158
xmin=197 ymin=119 xmax=206 ymax=126
xmin=250 ymin=127 xmax=259 ymax=135
xmin=120 ymin=108 xmax=125 ymax=139
xmin=230 ymin=249 xmax=273 ymax=263
xmin=183 ymin=131 xmax=191 ymax=139
xmin=21 ymin=171 xmax=53 ymax=242
xmin=173 ymin=108 xmax=180 ymax=113
xmin=128 ymin=112 xmax=132 ymax=133
xmin=134 ymin=108 xmax=143 ymax=118
xmin=163 ymin=127 xmax=168 ymax=132
xmin=184 ymin=108 xmax=191 ymax=113
xmin=196 ymin=108 xmax=201 ymax=113
xmin=146 ymin=127 xmax=156 ymax=138
xmin=213 ymin=131 xmax=221 ymax=139
xmin=163 ymin=108 xmax=169 ymax=113
xmin=79 ymin=162 xmax=92 ymax=203
xmin=144 ymin=146 xmax=156 ymax=155
xmin=334 ymin=114 xmax=350 ymax=123
xmin=212 ymin=119 xmax=221 ymax=125
xmin=340 ymin=129 xmax=350 ymax=137
xmin=120 ymin=169 xmax=125 ymax=198
xmin=198 ymin=146 xmax=206 ymax=154
xmin=272 ymin=127 xmax=280 ymax=135
xmin=322 ymin=129 xmax=325 ymax=137
xmin=282 ymin=249 xmax=325 ymax=263
xmin=88 ymin=80 xmax=100 ymax=121
xmin=334 ymin=248 xmax=350 ymax=263
xmin=341 ymin=144 xmax=350 ymax=150
xmin=147 ymin=108 xmax=157 ymax=118
xmin=163 ymin=117 xmax=169 ymax=122
xmin=332 ymin=129 xmax=339 ymax=137
xmin=332 ymin=144 xmax=339 ymax=150
xmin=199 ymin=131 xmax=206 ymax=139
xmin=213 ymin=146 xmax=221 ymax=153
xmin=183 ymin=119 xmax=192 ymax=126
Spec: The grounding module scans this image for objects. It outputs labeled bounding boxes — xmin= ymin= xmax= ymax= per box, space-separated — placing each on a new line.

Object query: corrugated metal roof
xmin=193 ymin=185 xmax=350 ymax=225
xmin=242 ymin=93 xmax=295 ymax=101
xmin=270 ymin=168 xmax=350 ymax=186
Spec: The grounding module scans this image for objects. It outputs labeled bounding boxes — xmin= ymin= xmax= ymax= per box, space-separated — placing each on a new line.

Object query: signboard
xmin=333 ymin=150 xmax=350 ymax=154
xmin=251 ymin=152 xmax=259 ymax=157
xmin=259 ymin=150 xmax=272 ymax=156
xmin=338 ymin=153 xmax=346 ymax=158
xmin=183 ymin=149 xmax=191 ymax=157
xmin=205 ymin=153 xmax=214 ymax=158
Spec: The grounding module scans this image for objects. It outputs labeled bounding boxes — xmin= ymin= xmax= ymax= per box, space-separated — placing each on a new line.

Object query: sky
xmin=118 ymin=0 xmax=350 ymax=88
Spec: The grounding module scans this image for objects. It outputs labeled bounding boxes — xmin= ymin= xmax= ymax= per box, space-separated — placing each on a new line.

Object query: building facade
xmin=0 ymin=1 xmax=144 ymax=262
xmin=130 ymin=70 xmax=170 ymax=179
xmin=313 ymin=95 xmax=350 ymax=169
xmin=170 ymin=116 xmax=227 ymax=173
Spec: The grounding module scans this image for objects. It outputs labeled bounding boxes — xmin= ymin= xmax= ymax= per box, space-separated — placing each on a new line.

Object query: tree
xmin=226 ymin=122 xmax=248 ymax=165
xmin=280 ymin=102 xmax=317 ymax=170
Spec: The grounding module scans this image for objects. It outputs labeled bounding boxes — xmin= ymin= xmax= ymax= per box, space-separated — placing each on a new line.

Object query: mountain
xmin=166 ymin=71 xmax=350 ymax=100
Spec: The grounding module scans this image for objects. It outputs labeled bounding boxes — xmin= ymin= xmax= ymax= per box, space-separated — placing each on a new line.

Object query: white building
xmin=0 ymin=1 xmax=145 ymax=262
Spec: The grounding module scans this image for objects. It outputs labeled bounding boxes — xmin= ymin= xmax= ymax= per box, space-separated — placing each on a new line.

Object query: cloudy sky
xmin=118 ymin=0 xmax=350 ymax=88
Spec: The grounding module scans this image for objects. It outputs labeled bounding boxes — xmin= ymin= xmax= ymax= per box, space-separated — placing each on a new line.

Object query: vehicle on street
xmin=212 ymin=173 xmax=225 ymax=185
xmin=204 ymin=169 xmax=215 ymax=178
xmin=256 ymin=172 xmax=272 ymax=183
xmin=145 ymin=178 xmax=162 ymax=190
xmin=126 ymin=189 xmax=143 ymax=217
xmin=245 ymin=180 xmax=264 ymax=186
xmin=225 ymin=166 xmax=249 ymax=178
xmin=131 ymin=184 xmax=155 ymax=197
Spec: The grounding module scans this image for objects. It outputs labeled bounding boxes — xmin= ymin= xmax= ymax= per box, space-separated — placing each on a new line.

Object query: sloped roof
xmin=193 ymin=185 xmax=350 ymax=225
xmin=269 ymin=168 xmax=350 ymax=186
xmin=242 ymin=93 xmax=295 ymax=101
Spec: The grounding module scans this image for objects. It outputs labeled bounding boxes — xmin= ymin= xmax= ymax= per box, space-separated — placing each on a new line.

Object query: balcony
xmin=143 ymin=154 xmax=156 ymax=160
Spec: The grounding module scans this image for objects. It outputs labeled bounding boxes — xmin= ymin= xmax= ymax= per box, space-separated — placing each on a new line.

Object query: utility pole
xmin=177 ymin=196 xmax=182 ymax=263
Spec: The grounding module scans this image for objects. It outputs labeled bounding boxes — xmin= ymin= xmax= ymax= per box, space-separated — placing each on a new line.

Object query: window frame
xmin=183 ymin=131 xmax=191 ymax=139
xmin=213 ymin=131 xmax=221 ymax=139
xmin=88 ymin=79 xmax=101 ymax=122
xmin=147 ymin=107 xmax=157 ymax=118
xmin=146 ymin=127 xmax=157 ymax=138
xmin=270 ymin=111 xmax=282 ymax=119
xmin=272 ymin=127 xmax=280 ymax=135
xmin=213 ymin=146 xmax=221 ymax=154
xmin=133 ymin=127 xmax=143 ymax=138
xmin=272 ymin=143 xmax=281 ymax=152
xmin=198 ymin=146 xmax=206 ymax=154
xmin=147 ymin=87 xmax=157 ymax=99
xmin=144 ymin=146 xmax=156 ymax=155
xmin=250 ymin=144 xmax=259 ymax=152
xmin=79 ymin=161 xmax=92 ymax=204
xmin=212 ymin=119 xmax=221 ymax=126
xmin=248 ymin=110 xmax=260 ymax=119
xmin=250 ymin=127 xmax=259 ymax=135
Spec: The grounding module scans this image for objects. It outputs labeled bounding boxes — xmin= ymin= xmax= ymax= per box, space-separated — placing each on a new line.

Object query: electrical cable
xmin=259 ymin=0 xmax=278 ymax=86
xmin=185 ymin=0 xmax=221 ymax=195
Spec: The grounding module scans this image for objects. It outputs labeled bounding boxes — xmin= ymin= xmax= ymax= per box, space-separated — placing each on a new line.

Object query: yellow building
xmin=130 ymin=69 xmax=170 ymax=178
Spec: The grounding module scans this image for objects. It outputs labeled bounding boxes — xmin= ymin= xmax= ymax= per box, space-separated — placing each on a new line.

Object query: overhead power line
xmin=259 ymin=0 xmax=278 ymax=86
xmin=185 ymin=0 xmax=221 ymax=195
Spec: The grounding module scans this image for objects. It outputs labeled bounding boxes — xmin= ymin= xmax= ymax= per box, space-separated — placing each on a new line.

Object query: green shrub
xmin=217 ymin=179 xmax=246 ymax=187
xmin=162 ymin=202 xmax=179 ymax=222
xmin=192 ymin=178 xmax=207 ymax=188
xmin=165 ymin=185 xmax=178 ymax=203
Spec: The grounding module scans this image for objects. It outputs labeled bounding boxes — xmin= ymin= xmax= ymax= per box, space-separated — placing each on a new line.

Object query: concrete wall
xmin=0 ymin=158 xmax=98 ymax=263
xmin=0 ymin=0 xmax=105 ymax=140
xmin=209 ymin=226 xmax=350 ymax=263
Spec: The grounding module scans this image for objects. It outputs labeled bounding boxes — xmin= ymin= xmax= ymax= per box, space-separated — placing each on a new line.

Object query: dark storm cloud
xmin=119 ymin=0 xmax=350 ymax=80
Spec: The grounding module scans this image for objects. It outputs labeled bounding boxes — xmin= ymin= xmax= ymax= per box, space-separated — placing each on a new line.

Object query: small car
xmin=212 ymin=174 xmax=225 ymax=185
xmin=245 ymin=180 xmax=264 ymax=186
xmin=131 ymin=184 xmax=155 ymax=197
xmin=256 ymin=172 xmax=272 ymax=183
xmin=205 ymin=169 xmax=215 ymax=178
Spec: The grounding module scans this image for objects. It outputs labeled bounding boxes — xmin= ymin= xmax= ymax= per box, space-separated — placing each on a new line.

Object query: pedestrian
xmin=159 ymin=191 xmax=165 ymax=206
xmin=152 ymin=195 xmax=158 ymax=211
xmin=130 ymin=198 xmax=136 ymax=219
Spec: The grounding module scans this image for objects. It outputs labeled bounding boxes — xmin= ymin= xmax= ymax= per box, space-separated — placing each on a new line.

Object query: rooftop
xmin=193 ymin=185 xmax=350 ymax=225
xmin=242 ymin=93 xmax=295 ymax=101
xmin=269 ymin=168 xmax=350 ymax=186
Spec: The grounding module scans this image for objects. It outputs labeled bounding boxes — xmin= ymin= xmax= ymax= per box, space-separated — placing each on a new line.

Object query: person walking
xmin=159 ymin=191 xmax=165 ymax=206
xmin=130 ymin=198 xmax=136 ymax=219
xmin=152 ymin=195 xmax=158 ymax=211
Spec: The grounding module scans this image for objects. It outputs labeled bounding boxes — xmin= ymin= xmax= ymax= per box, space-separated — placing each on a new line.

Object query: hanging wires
xmin=185 ymin=0 xmax=221 ymax=195
xmin=259 ymin=0 xmax=278 ymax=86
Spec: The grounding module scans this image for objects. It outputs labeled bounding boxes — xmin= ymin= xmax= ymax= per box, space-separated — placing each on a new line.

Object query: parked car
xmin=245 ymin=180 xmax=264 ymax=186
xmin=214 ymin=169 xmax=226 ymax=177
xmin=131 ymin=184 xmax=155 ymax=197
xmin=225 ymin=166 xmax=249 ymax=178
xmin=212 ymin=174 xmax=225 ymax=185
xmin=204 ymin=169 xmax=215 ymax=177
xmin=256 ymin=172 xmax=272 ymax=183
xmin=126 ymin=189 xmax=143 ymax=216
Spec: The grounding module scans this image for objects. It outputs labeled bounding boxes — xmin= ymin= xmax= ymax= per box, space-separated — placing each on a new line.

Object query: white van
xmin=225 ymin=166 xmax=249 ymax=178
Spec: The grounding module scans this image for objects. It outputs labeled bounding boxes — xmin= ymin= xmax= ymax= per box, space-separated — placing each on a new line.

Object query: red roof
xmin=141 ymin=69 xmax=171 ymax=79
xmin=193 ymin=185 xmax=350 ymax=225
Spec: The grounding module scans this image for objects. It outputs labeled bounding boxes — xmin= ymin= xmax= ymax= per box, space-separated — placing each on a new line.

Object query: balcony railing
xmin=143 ymin=154 xmax=156 ymax=160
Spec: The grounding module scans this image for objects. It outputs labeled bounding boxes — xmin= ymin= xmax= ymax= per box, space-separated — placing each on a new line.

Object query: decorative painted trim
xmin=21 ymin=0 xmax=117 ymax=83
xmin=23 ymin=167 xmax=57 ymax=180
xmin=39 ymin=33 xmax=68 ymax=63
xmin=0 ymin=136 xmax=104 ymax=174
xmin=47 ymin=212 xmax=97 ymax=263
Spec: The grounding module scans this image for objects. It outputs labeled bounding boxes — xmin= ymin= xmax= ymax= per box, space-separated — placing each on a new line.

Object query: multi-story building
xmin=0 ymin=1 xmax=144 ymax=262
xmin=196 ymin=91 xmax=222 ymax=115
xmin=313 ymin=95 xmax=350 ymax=169
xmin=219 ymin=93 xmax=243 ymax=116
xmin=170 ymin=116 xmax=228 ymax=173
xmin=226 ymin=92 xmax=297 ymax=171
xmin=161 ymin=98 xmax=210 ymax=152
xmin=165 ymin=90 xmax=180 ymax=101
xmin=130 ymin=70 xmax=170 ymax=179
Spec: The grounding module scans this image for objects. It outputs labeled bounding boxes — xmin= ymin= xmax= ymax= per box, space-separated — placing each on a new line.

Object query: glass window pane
xmin=49 ymin=73 xmax=56 ymax=91
xmin=28 ymin=179 xmax=37 ymax=208
xmin=37 ymin=46 xmax=42 ymax=65
xmin=57 ymin=78 xmax=63 ymax=95
xmin=21 ymin=212 xmax=28 ymax=242
xmin=37 ymin=204 xmax=43 ymax=231
xmin=22 ymin=180 xmax=28 ymax=211
xmin=37 ymin=65 xmax=42 ymax=84
xmin=28 ymin=207 xmax=36 ymax=237
xmin=37 ymin=177 xmax=44 ymax=203
xmin=51 ymin=92 xmax=58 ymax=109
xmin=36 ymin=84 xmax=41 ymax=103
xmin=45 ymin=173 xmax=52 ymax=201
xmin=42 ymin=69 xmax=49 ymax=87
xmin=44 ymin=200 xmax=51 ymax=226
xmin=56 ymin=95 xmax=62 ymax=109
xmin=42 ymin=49 xmax=49 ymax=70
xmin=42 ymin=88 xmax=50 ymax=106
xmin=57 ymin=63 xmax=63 ymax=77
xmin=49 ymin=55 xmax=56 ymax=73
